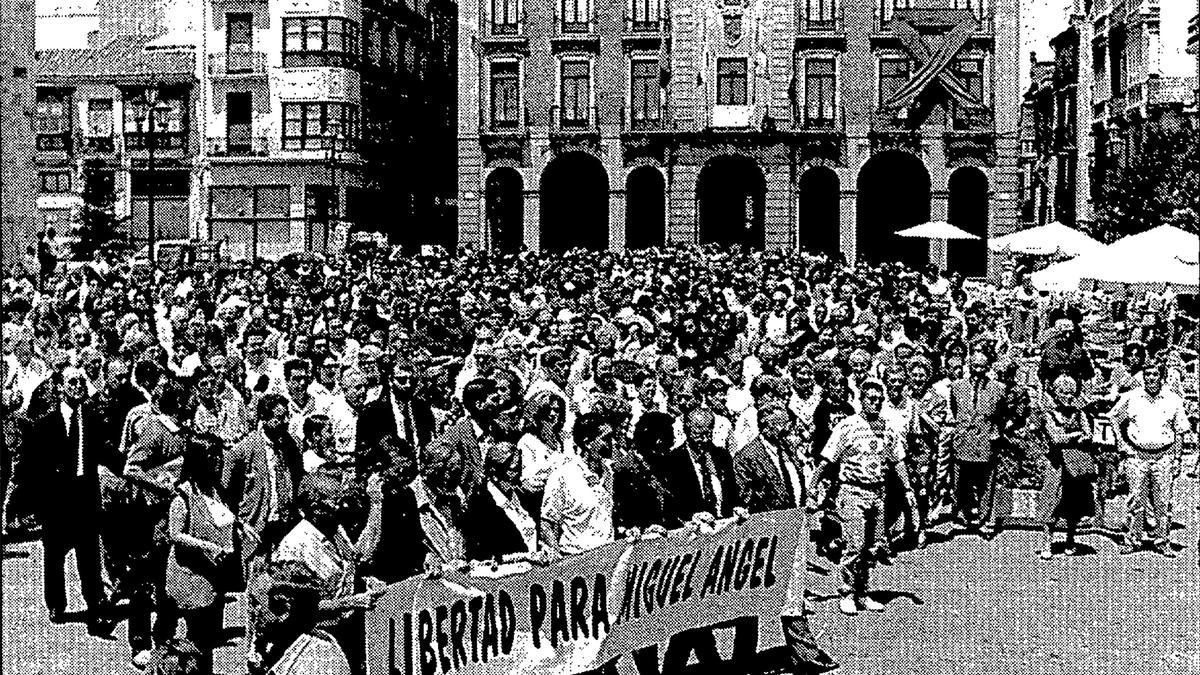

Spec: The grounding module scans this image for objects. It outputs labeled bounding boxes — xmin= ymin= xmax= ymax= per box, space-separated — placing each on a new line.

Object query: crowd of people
xmin=1 ymin=240 xmax=1195 ymax=675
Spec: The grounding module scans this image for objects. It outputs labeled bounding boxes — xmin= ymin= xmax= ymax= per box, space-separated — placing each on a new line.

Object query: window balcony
xmin=207 ymin=135 xmax=273 ymax=157
xmin=125 ymin=131 xmax=189 ymax=153
xmin=560 ymin=19 xmax=593 ymax=34
xmin=483 ymin=107 xmax=529 ymax=134
xmin=550 ymin=105 xmax=598 ymax=132
xmin=208 ymin=52 xmax=268 ymax=77
xmin=36 ymin=131 xmax=72 ymax=153
xmin=625 ymin=17 xmax=661 ymax=33
xmin=75 ymin=133 xmax=116 ymax=154
xmin=620 ymin=106 xmax=671 ymax=132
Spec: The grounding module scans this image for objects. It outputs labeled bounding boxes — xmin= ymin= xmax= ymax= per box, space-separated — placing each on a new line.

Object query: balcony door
xmin=226 ymin=92 xmax=252 ymax=154
xmin=227 ymin=13 xmax=253 ymax=72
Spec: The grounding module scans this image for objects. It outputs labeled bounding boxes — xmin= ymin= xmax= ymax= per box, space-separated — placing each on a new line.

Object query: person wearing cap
xmin=819 ymin=378 xmax=918 ymax=615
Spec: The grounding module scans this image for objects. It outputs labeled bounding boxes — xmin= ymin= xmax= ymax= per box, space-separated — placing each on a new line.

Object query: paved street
xmin=4 ymin=475 xmax=1198 ymax=675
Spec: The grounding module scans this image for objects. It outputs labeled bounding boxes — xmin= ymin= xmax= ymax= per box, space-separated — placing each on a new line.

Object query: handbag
xmin=1060 ymin=443 xmax=1097 ymax=481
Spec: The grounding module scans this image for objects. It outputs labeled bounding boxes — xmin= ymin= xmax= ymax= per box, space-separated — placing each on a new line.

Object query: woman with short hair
xmin=1033 ymin=374 xmax=1096 ymax=559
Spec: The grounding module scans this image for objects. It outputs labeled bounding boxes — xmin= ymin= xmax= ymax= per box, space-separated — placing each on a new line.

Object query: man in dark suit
xmin=29 ymin=366 xmax=113 ymax=636
xmin=356 ymin=356 xmax=435 ymax=465
xmin=426 ymin=377 xmax=497 ymax=497
xmin=946 ymin=348 xmax=1007 ymax=536
xmin=463 ymin=441 xmax=535 ymax=561
xmin=734 ymin=403 xmax=805 ymax=514
xmin=733 ymin=402 xmax=837 ymax=674
xmin=677 ymin=407 xmax=738 ymax=518
xmin=224 ymin=393 xmax=301 ymax=582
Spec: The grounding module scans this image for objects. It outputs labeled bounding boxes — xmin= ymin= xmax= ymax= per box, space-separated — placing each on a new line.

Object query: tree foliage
xmin=1090 ymin=115 xmax=1200 ymax=243
xmin=72 ymin=159 xmax=125 ymax=260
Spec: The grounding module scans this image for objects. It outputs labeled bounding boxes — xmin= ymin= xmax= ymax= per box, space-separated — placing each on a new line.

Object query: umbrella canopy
xmin=989 ymin=221 xmax=1103 ymax=257
xmin=1031 ymin=225 xmax=1200 ymax=293
xmin=895 ymin=221 xmax=980 ymax=240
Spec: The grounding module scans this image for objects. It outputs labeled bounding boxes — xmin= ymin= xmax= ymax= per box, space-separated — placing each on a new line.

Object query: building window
xmin=123 ymin=92 xmax=187 ymax=150
xmin=716 ymin=58 xmax=747 ymax=106
xmin=36 ymin=90 xmax=69 ymax=151
xmin=209 ymin=185 xmax=292 ymax=257
xmin=951 ymin=0 xmax=985 ymax=19
xmin=84 ymin=99 xmax=115 ymax=151
xmin=630 ymin=58 xmax=660 ymax=128
xmin=879 ymin=0 xmax=911 ymax=23
xmin=39 ymin=170 xmax=72 ymax=193
xmin=805 ymin=0 xmax=836 ymax=31
xmin=1109 ymin=27 xmax=1125 ymax=97
xmin=559 ymin=60 xmax=591 ymax=127
xmin=804 ymin=58 xmax=836 ymax=125
xmin=283 ymin=17 xmax=360 ymax=68
xmin=628 ymin=0 xmax=660 ymax=31
xmin=492 ymin=0 xmax=520 ymax=34
xmin=560 ymin=0 xmax=590 ymax=33
xmin=950 ymin=58 xmax=983 ymax=129
xmin=489 ymin=61 xmax=521 ymax=130
xmin=878 ymin=57 xmax=910 ymax=106
xmin=282 ymin=102 xmax=360 ymax=150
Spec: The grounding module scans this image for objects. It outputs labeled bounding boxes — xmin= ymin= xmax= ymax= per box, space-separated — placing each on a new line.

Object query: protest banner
xmin=365 ymin=509 xmax=807 ymax=675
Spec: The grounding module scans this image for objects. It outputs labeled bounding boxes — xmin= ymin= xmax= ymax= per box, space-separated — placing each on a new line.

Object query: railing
xmin=208 ymin=52 xmax=268 ymax=76
xmin=559 ymin=18 xmax=593 ymax=34
xmin=550 ymin=105 xmax=597 ymax=131
xmin=625 ymin=16 xmax=661 ymax=33
xmin=207 ymin=135 xmax=274 ymax=157
xmin=621 ymin=105 xmax=671 ymax=131
xmin=75 ymin=133 xmax=116 ymax=153
xmin=798 ymin=7 xmax=842 ymax=34
xmin=490 ymin=20 xmax=521 ymax=35
xmin=483 ymin=107 xmax=529 ymax=133
xmin=876 ymin=7 xmax=993 ymax=33
xmin=36 ymin=131 xmax=71 ymax=152
xmin=125 ymin=131 xmax=188 ymax=151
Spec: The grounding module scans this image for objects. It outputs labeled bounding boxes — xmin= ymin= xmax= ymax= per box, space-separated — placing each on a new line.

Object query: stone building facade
xmin=1 ymin=0 xmax=38 ymax=266
xmin=458 ymin=0 xmax=1022 ymax=276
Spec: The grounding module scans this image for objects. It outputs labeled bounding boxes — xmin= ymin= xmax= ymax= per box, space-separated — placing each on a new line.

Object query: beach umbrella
xmin=1031 ymin=225 xmax=1199 ymax=293
xmin=895 ymin=221 xmax=980 ymax=240
xmin=989 ymin=221 xmax=1103 ymax=258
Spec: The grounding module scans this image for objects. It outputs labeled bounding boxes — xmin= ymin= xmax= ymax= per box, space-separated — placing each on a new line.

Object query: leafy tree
xmin=1090 ymin=115 xmax=1200 ymax=243
xmin=72 ymin=159 xmax=125 ymax=260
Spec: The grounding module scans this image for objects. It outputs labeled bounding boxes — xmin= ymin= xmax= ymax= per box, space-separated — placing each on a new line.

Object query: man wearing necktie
xmin=30 ymin=366 xmax=113 ymax=636
xmin=947 ymin=348 xmax=1006 ymax=536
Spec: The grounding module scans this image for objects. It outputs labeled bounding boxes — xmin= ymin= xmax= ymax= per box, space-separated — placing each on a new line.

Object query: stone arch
xmin=540 ymin=152 xmax=609 ymax=251
xmin=625 ymin=166 xmax=666 ymax=250
xmin=484 ymin=167 xmax=524 ymax=254
xmin=796 ymin=165 xmax=840 ymax=257
xmin=856 ymin=150 xmax=931 ymax=268
xmin=948 ymin=166 xmax=989 ymax=277
xmin=697 ymin=155 xmax=766 ymax=249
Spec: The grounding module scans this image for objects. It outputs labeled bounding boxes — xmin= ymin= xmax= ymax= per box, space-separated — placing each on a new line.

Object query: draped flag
xmin=882 ymin=14 xmax=986 ymax=113
xmin=365 ymin=509 xmax=807 ymax=675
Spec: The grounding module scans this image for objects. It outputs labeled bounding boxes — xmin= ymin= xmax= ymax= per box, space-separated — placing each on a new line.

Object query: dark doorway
xmin=697 ymin=156 xmax=765 ymax=249
xmin=948 ymin=166 xmax=989 ymax=277
xmin=626 ymin=166 xmax=665 ymax=249
xmin=485 ymin=168 xmax=523 ymax=253
xmin=796 ymin=166 xmax=840 ymax=257
xmin=540 ymin=152 xmax=609 ymax=251
xmin=856 ymin=151 xmax=931 ymax=268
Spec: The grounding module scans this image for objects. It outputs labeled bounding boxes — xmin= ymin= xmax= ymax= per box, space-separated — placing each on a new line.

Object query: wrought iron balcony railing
xmin=207 ymin=135 xmax=274 ymax=157
xmin=208 ymin=51 xmax=268 ymax=77
xmin=551 ymin=105 xmax=598 ymax=132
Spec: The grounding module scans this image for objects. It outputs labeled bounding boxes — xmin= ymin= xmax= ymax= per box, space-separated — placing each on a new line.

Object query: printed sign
xmin=365 ymin=509 xmax=806 ymax=675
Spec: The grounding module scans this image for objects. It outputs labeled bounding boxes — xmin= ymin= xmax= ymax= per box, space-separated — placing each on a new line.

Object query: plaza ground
xmin=4 ymin=474 xmax=1198 ymax=675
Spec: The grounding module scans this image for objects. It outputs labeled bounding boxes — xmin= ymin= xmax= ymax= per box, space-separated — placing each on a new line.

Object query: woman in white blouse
xmin=517 ymin=391 xmax=568 ymax=501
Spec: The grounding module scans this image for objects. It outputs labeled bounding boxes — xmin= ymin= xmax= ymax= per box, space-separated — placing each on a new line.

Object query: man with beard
xmin=356 ymin=355 xmax=435 ymax=462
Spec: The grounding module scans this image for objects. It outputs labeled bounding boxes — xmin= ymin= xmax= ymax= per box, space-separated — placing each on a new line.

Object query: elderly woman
xmin=1033 ymin=374 xmax=1096 ymax=559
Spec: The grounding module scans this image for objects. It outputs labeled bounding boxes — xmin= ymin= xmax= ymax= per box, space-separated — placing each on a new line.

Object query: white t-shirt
xmin=541 ymin=454 xmax=614 ymax=555
xmin=267 ymin=630 xmax=351 ymax=675
xmin=1109 ymin=387 xmax=1189 ymax=451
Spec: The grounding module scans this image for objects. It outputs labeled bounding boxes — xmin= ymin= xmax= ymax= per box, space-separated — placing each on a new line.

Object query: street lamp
xmin=321 ymin=132 xmax=345 ymax=254
xmin=136 ymin=87 xmax=172 ymax=266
